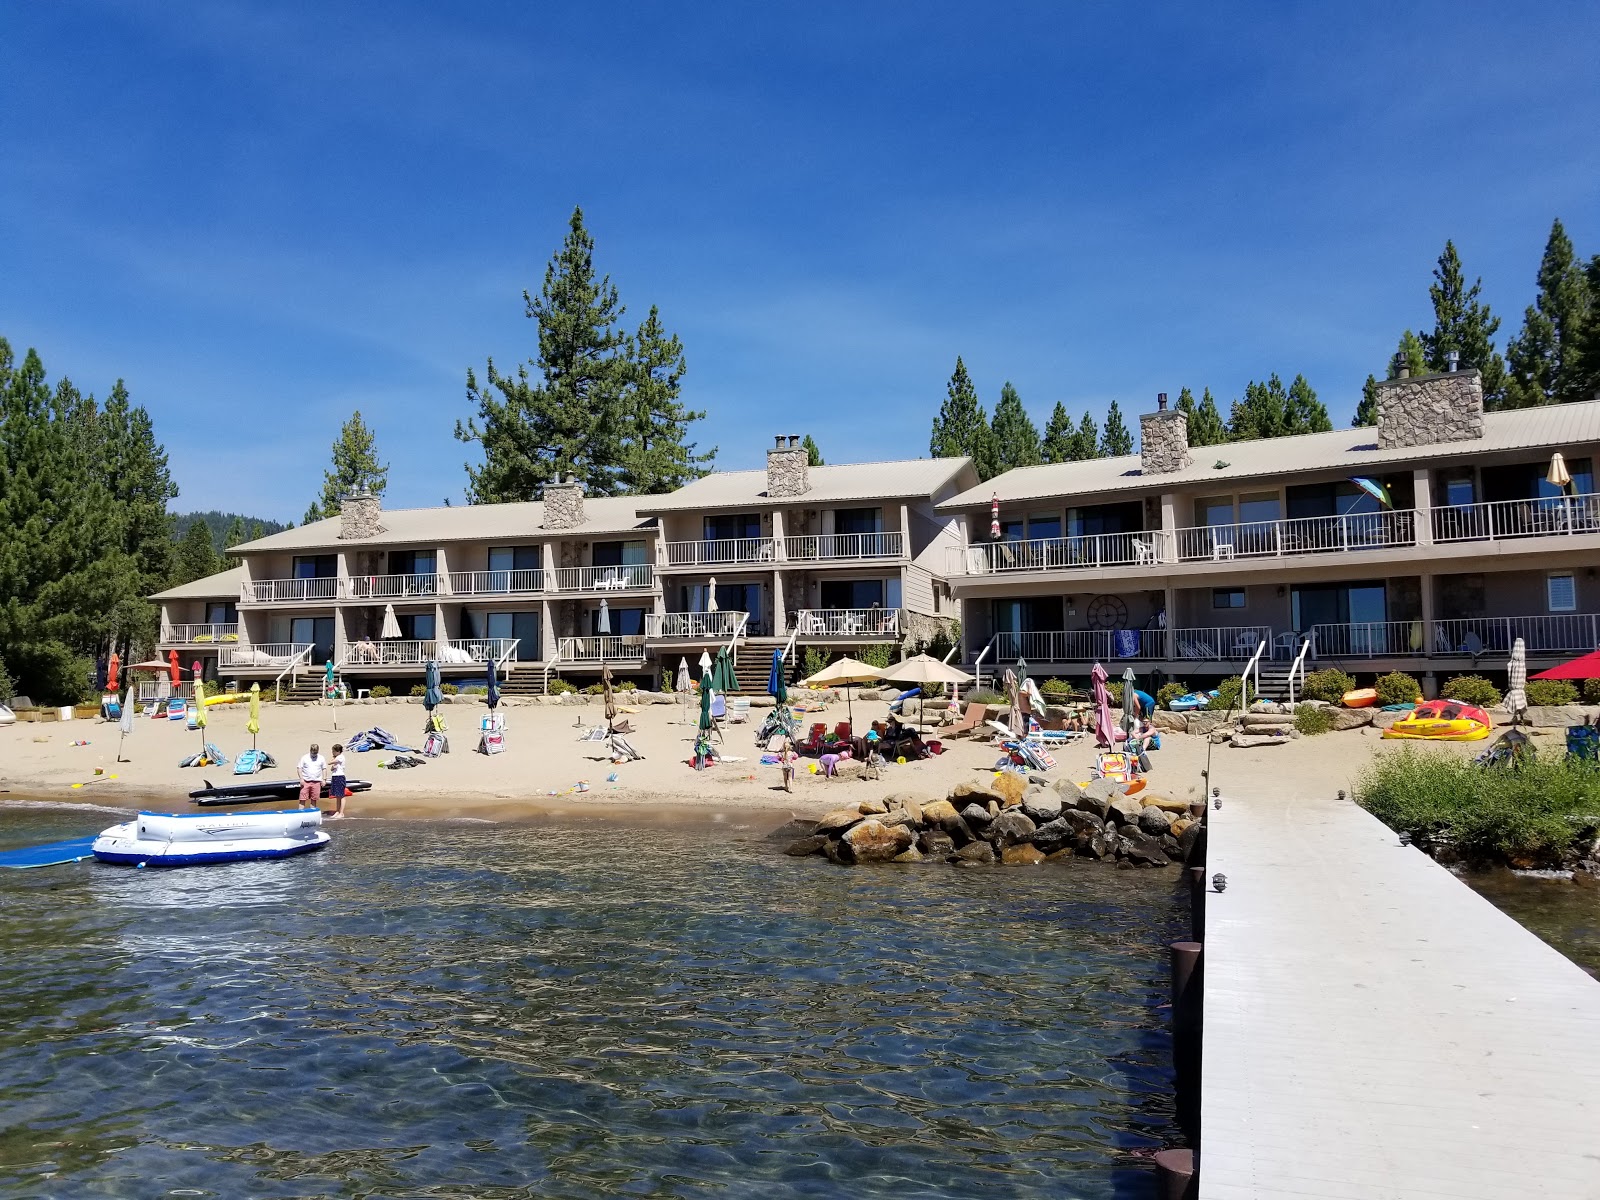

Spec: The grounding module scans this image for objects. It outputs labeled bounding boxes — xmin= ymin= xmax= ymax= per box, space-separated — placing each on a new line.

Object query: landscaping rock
xmin=921 ymin=798 xmax=960 ymax=825
xmin=1327 ymin=707 xmax=1373 ymax=730
xmin=858 ymin=797 xmax=889 ymax=815
xmin=1229 ymin=733 xmax=1290 ymax=748
xmin=989 ymin=811 xmax=1037 ymax=847
xmin=1370 ymin=710 xmax=1407 ymax=730
xmin=814 ymin=807 xmax=864 ymax=835
xmin=1241 ymin=712 xmax=1292 ymax=727
xmin=952 ymin=841 xmax=996 ymax=864
xmin=784 ymin=835 xmax=831 ymax=857
xmin=1186 ymin=711 xmax=1227 ymax=736
xmin=1002 ymin=844 xmax=1047 ymax=865
xmin=917 ymin=830 xmax=955 ymax=857
xmin=960 ymin=803 xmax=994 ymax=829
xmin=948 ymin=782 xmax=1002 ymax=809
xmin=1527 ymin=705 xmax=1592 ymax=729
xmin=1121 ymin=829 xmax=1171 ymax=866
xmin=1138 ymin=807 xmax=1174 ymax=836
xmin=891 ymin=845 xmax=924 ymax=863
xmin=1152 ymin=709 xmax=1189 ymax=733
xmin=1030 ymin=818 xmax=1075 ymax=854
xmin=840 ymin=819 xmax=914 ymax=864
xmin=1020 ymin=791 xmax=1063 ymax=824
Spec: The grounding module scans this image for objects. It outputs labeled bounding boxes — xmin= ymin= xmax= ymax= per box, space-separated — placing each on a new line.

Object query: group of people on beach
xmin=295 ymin=741 xmax=348 ymax=817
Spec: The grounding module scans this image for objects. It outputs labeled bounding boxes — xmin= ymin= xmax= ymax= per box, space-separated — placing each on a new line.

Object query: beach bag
xmin=479 ymin=731 xmax=504 ymax=756
xmin=423 ymin=731 xmax=449 ymax=758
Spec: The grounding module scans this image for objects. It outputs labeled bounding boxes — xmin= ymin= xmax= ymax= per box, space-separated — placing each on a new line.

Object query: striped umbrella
xmin=990 ymin=494 xmax=1001 ymax=540
xmin=1504 ymin=637 xmax=1528 ymax=725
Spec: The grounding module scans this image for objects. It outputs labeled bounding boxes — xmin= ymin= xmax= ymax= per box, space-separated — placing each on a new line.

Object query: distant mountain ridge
xmin=173 ymin=511 xmax=291 ymax=553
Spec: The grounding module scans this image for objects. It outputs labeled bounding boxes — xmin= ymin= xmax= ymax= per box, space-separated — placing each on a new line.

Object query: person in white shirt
xmin=328 ymin=743 xmax=347 ymax=818
xmin=297 ymin=743 xmax=326 ymax=806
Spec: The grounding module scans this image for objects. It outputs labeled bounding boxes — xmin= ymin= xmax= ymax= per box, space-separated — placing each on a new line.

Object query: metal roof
xmin=634 ymin=457 xmax=975 ymax=513
xmin=939 ymin=401 xmax=1600 ymax=510
xmin=151 ymin=566 xmax=247 ymax=600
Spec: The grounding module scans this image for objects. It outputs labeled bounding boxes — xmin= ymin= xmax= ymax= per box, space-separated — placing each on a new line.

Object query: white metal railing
xmin=791 ymin=608 xmax=902 ymax=637
xmin=347 ymin=573 xmax=442 ymax=601
xmin=558 ymin=635 xmax=647 ymax=662
xmin=161 ymin=623 xmax=239 ymax=644
xmin=1169 ymin=626 xmax=1275 ymax=661
xmin=645 ymin=611 xmax=748 ymax=640
xmin=972 ymin=636 xmax=995 ymax=692
xmin=449 ymin=638 xmax=520 ymax=669
xmin=551 ymin=564 xmax=654 ymax=592
xmin=342 ymin=639 xmax=433 ymax=667
xmin=1175 ymin=510 xmax=1417 ymax=562
xmin=1432 ymin=493 xmax=1600 ymax=543
xmin=1286 ymin=636 xmax=1313 ymax=704
xmin=135 ymin=680 xmax=196 ymax=702
xmin=448 ymin=569 xmax=545 ymax=596
xmin=990 ymin=628 xmax=1166 ymax=661
xmin=242 ymin=578 xmax=340 ymax=603
xmin=1310 ymin=621 xmax=1424 ymax=659
xmin=1240 ymin=639 xmax=1267 ymax=710
xmin=221 ymin=642 xmax=314 ymax=670
xmin=663 ymin=538 xmax=775 ymax=567
xmin=784 ymin=531 xmax=904 ymax=561
xmin=276 ymin=644 xmax=315 ymax=699
xmin=952 ymin=531 xmax=1169 ymax=575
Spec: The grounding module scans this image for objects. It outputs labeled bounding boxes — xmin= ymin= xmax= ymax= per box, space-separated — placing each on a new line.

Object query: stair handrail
xmin=941 ymin=639 xmax=960 ymax=664
xmin=1240 ymin=639 xmax=1267 ymax=710
xmin=494 ymin=638 xmax=520 ymax=678
xmin=273 ymin=644 xmax=314 ymax=704
xmin=1285 ymin=636 xmax=1313 ymax=705
xmin=972 ymin=635 xmax=996 ymax=692
xmin=543 ymin=639 xmax=566 ymax=694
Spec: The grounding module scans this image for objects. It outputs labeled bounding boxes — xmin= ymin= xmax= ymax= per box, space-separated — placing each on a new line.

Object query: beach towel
xmin=233 ymin=749 xmax=275 ymax=775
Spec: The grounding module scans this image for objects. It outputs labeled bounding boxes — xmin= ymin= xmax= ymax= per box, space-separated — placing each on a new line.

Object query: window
xmin=389 ymin=550 xmax=436 ymax=576
xmin=999 ymin=518 xmax=1026 ymax=543
xmin=397 ymin=612 xmax=435 ymax=640
xmin=834 ymin=508 xmax=883 ymax=535
xmin=488 ymin=546 xmax=541 ymax=572
xmin=289 ymin=616 xmax=335 ymax=663
xmin=704 ymin=513 xmax=761 ymax=541
xmin=1027 ymin=513 xmax=1062 ymax=540
xmin=205 ymin=601 xmax=238 ymax=624
xmin=1213 ymin=589 xmax=1246 ymax=609
xmin=1238 ymin=493 xmax=1280 ymax=524
xmin=591 ymin=607 xmax=645 ymax=636
xmin=485 ymin=611 xmax=540 ymax=660
xmin=593 ymin=540 xmax=650 ymax=566
xmin=293 ymin=554 xmax=337 ymax=579
xmin=820 ymin=579 xmax=885 ymax=609
xmin=1442 ymin=475 xmax=1475 ymax=507
xmin=1548 ymin=573 xmax=1577 ymax=613
xmin=1196 ymin=497 xmax=1235 ymax=527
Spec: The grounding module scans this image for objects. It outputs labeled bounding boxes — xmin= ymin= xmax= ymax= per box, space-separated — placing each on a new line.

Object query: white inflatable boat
xmin=92 ymin=807 xmax=329 ymax=867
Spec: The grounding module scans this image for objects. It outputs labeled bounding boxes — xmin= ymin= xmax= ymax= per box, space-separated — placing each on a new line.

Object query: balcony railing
xmin=1174 ymin=511 xmax=1417 ymax=562
xmin=557 ymin=635 xmax=647 ymax=663
xmin=221 ymin=642 xmax=314 ymax=670
xmin=953 ymin=532 xmax=1167 ymax=575
xmin=663 ymin=538 xmax=775 ymax=567
xmin=242 ymin=578 xmax=340 ymax=603
xmin=550 ymin=564 xmax=654 ymax=592
xmin=161 ymin=623 xmax=240 ymax=645
xmin=1168 ymin=626 xmax=1274 ymax=661
xmin=348 ymin=573 xmax=442 ymax=601
xmin=645 ymin=611 xmax=749 ymax=640
xmin=448 ymin=569 xmax=545 ymax=596
xmin=991 ymin=628 xmax=1167 ymax=662
xmin=791 ymin=608 xmax=902 ymax=637
xmin=1316 ymin=615 xmax=1600 ymax=659
xmin=1432 ymin=493 xmax=1600 ymax=543
xmin=784 ymin=532 xmax=904 ymax=561
xmin=342 ymin=638 xmax=519 ymax=668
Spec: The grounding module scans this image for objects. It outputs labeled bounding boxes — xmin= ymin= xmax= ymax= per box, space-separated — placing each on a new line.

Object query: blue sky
xmin=3 ymin=1 xmax=1598 ymax=521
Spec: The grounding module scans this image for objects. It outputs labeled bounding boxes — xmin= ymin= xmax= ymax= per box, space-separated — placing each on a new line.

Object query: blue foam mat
xmin=0 ymin=836 xmax=98 ymax=869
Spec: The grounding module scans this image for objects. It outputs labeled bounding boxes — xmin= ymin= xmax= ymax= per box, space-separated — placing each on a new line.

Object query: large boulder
xmin=917 ymin=829 xmax=956 ymax=857
xmin=765 ymin=818 xmax=815 ymax=842
xmin=814 ymin=807 xmax=864 ymax=835
xmin=961 ymin=803 xmax=995 ymax=829
xmin=993 ymin=772 xmax=1028 ymax=808
xmin=1177 ymin=820 xmax=1203 ymax=862
xmin=784 ymin=835 xmax=831 ymax=857
xmin=1062 ymin=809 xmax=1105 ymax=839
xmin=1138 ymin=806 xmax=1174 ymax=836
xmin=1527 ymin=705 xmax=1591 ymax=729
xmin=989 ymin=810 xmax=1037 ymax=847
xmin=1084 ymin=777 xmax=1125 ymax=807
xmin=858 ymin=797 xmax=889 ymax=815
xmin=1107 ymin=793 xmax=1145 ymax=826
xmin=1327 ymin=707 xmax=1373 ymax=731
xmin=1152 ymin=709 xmax=1189 ymax=733
xmin=1001 ymin=844 xmax=1047 ymax=866
xmin=1186 ymin=710 xmax=1227 ymax=736
xmin=1083 ymin=831 xmax=1112 ymax=859
xmin=1020 ymin=790 xmax=1063 ymax=825
xmin=1168 ymin=817 xmax=1192 ymax=839
xmin=1370 ymin=709 xmax=1407 ymax=731
xmin=883 ymin=808 xmax=920 ymax=829
xmin=1029 ymin=818 xmax=1075 ymax=854
xmin=1121 ymin=828 xmax=1171 ymax=866
xmin=952 ymin=840 xmax=996 ymax=864
xmin=1141 ymin=796 xmax=1192 ymax=814
xmin=1230 ymin=733 xmax=1290 ymax=748
xmin=949 ymin=781 xmax=1003 ymax=809
xmin=921 ymin=798 xmax=960 ymax=826
xmin=1076 ymin=790 xmax=1112 ymax=821
xmin=1053 ymin=779 xmax=1085 ymax=804
xmin=891 ymin=845 xmax=924 ymax=863
xmin=885 ymin=794 xmax=925 ymax=824
xmin=840 ymin=818 xmax=915 ymax=864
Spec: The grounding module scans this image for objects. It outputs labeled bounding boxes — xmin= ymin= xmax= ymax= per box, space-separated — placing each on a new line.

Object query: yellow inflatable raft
xmin=1381 ymin=700 xmax=1492 ymax=741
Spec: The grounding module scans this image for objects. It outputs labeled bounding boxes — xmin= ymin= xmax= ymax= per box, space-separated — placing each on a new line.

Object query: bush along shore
xmin=783 ymin=775 xmax=1204 ymax=867
xmin=1356 ymin=748 xmax=1600 ymax=873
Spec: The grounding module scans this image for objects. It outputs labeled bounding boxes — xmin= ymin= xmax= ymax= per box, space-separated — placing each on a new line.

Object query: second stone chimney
xmin=542 ymin=475 xmax=586 ymax=529
xmin=1375 ymin=368 xmax=1484 ymax=449
xmin=1139 ymin=393 xmax=1192 ymax=475
xmin=338 ymin=490 xmax=384 ymax=540
xmin=767 ymin=434 xmax=810 ymax=498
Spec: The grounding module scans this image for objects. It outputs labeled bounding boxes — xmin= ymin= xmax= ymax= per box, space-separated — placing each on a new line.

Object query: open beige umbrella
xmin=879 ymin=653 xmax=974 ymax=726
xmin=801 ymin=655 xmax=882 ymax=730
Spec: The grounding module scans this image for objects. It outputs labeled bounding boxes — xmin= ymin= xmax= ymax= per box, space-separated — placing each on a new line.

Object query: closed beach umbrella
xmin=598 ymin=598 xmax=611 ymax=635
xmin=194 ymin=675 xmax=208 ymax=745
xmin=424 ymin=659 xmax=441 ymax=712
xmin=698 ymin=669 xmax=714 ymax=734
xmin=698 ymin=648 xmax=713 ymax=676
xmin=1091 ymin=662 xmax=1115 ymax=749
xmin=712 ymin=647 xmax=737 ymax=693
xmin=990 ymin=493 xmax=1001 ymax=540
xmin=1504 ymin=637 xmax=1528 ymax=726
xmin=1548 ymin=452 xmax=1572 ymax=490
xmin=1121 ymin=665 xmax=1141 ymax=741
xmin=247 ymin=682 xmax=261 ymax=750
xmin=768 ymin=649 xmax=787 ymax=705
xmin=1004 ymin=667 xmax=1021 ymax=736
xmin=116 ymin=681 xmax=135 ymax=761
xmin=603 ymin=664 xmax=618 ymax=727
xmin=485 ymin=655 xmax=500 ymax=710
xmin=168 ymin=648 xmax=180 ymax=687
xmin=381 ymin=603 xmax=402 ymax=639
xmin=707 ymin=577 xmax=719 ymax=613
xmin=95 ymin=655 xmax=108 ymax=693
xmin=676 ymin=657 xmax=691 ymax=693
xmin=107 ymin=651 xmax=120 ymax=693
xmin=1016 ymin=656 xmax=1031 ymax=687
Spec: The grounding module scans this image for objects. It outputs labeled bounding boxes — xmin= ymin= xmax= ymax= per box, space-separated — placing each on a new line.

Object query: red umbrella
xmin=1530 ymin=649 xmax=1600 ymax=680
xmin=107 ymin=652 xmax=120 ymax=693
xmin=168 ymin=648 xmax=181 ymax=686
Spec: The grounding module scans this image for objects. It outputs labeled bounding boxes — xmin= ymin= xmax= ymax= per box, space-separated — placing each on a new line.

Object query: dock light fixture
xmin=1212 ymin=873 xmax=1228 ymax=893
xmin=1398 ymin=831 xmax=1413 ymax=847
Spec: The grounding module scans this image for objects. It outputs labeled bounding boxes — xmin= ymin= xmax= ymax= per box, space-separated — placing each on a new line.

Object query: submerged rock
xmin=840 ymin=819 xmax=914 ymax=864
xmin=784 ymin=835 xmax=831 ymax=857
xmin=1001 ymin=844 xmax=1046 ymax=865
xmin=951 ymin=841 xmax=996 ymax=864
xmin=1121 ymin=828 xmax=1171 ymax=866
xmin=891 ymin=845 xmax=925 ymax=864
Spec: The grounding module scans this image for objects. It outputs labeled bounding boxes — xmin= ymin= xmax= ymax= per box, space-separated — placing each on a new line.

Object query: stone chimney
xmin=542 ymin=475 xmax=586 ymax=529
xmin=1375 ymin=368 xmax=1484 ymax=449
xmin=767 ymin=434 xmax=810 ymax=497
xmin=338 ymin=490 xmax=384 ymax=540
xmin=1139 ymin=393 xmax=1192 ymax=475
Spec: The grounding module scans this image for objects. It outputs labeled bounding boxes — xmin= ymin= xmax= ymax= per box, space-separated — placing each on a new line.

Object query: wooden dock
xmin=1200 ymin=789 xmax=1600 ymax=1199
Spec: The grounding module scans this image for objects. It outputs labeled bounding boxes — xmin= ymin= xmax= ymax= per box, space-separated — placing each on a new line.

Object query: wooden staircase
xmin=1254 ymin=661 xmax=1296 ymax=703
xmin=501 ymin=663 xmax=548 ymax=697
xmin=282 ymin=672 xmax=327 ymax=703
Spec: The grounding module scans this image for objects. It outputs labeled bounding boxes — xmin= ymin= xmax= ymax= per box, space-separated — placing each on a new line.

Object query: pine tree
xmin=989 ymin=382 xmax=1041 ymax=472
xmin=310 ymin=410 xmax=389 ymax=518
xmin=175 ymin=518 xmax=221 ymax=584
xmin=930 ymin=357 xmax=998 ymax=479
xmin=1570 ymin=254 xmax=1600 ymax=405
xmin=801 ymin=434 xmax=824 ymax=466
xmin=1189 ymin=387 xmax=1228 ymax=446
xmin=223 ymin=516 xmax=247 ymax=565
xmin=1039 ymin=402 xmax=1075 ymax=463
xmin=1354 ymin=375 xmax=1380 ymax=427
xmin=615 ymin=305 xmax=714 ymax=494
xmin=456 ymin=206 xmax=630 ymax=501
xmin=1284 ymin=375 xmax=1332 ymax=433
xmin=1422 ymin=240 xmax=1507 ymax=403
xmin=1505 ymin=219 xmax=1593 ymax=407
xmin=1100 ymin=399 xmax=1133 ymax=456
xmin=1071 ymin=411 xmax=1101 ymax=460
xmin=1392 ymin=330 xmax=1429 ymax=379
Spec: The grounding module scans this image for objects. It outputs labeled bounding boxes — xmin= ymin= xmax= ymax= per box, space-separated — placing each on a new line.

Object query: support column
xmin=771 ymin=507 xmax=787 ymax=562
xmin=1159 ymin=492 xmax=1179 ymax=561
xmin=899 ymin=503 xmax=911 ymax=558
xmin=540 ymin=598 xmax=557 ymax=660
xmin=1413 ymin=467 xmax=1434 ymax=547
xmin=1420 ymin=571 xmax=1437 ymax=697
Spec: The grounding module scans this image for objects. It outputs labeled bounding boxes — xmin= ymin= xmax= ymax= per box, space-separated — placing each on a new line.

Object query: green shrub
xmin=1207 ymin=676 xmax=1244 ymax=710
xmin=1583 ymin=679 xmax=1600 ymax=705
xmin=1443 ymin=674 xmax=1501 ymax=707
xmin=1293 ymin=703 xmax=1334 ymax=736
xmin=410 ymin=684 xmax=427 ymax=697
xmin=966 ymin=687 xmax=1006 ymax=705
xmin=1040 ymin=677 xmax=1073 ymax=697
xmin=547 ymin=678 xmax=576 ymax=695
xmin=1104 ymin=681 xmax=1123 ymax=705
xmin=1374 ymin=671 xmax=1421 ymax=706
xmin=581 ymin=682 xmax=607 ymax=695
xmin=1302 ymin=668 xmax=1356 ymax=704
xmin=1157 ymin=682 xmax=1188 ymax=709
xmin=369 ymin=685 xmax=391 ymax=699
xmin=0 ymin=658 xmax=11 ymax=704
xmin=1526 ymin=679 xmax=1579 ymax=706
xmin=859 ymin=642 xmax=894 ymax=669
xmin=617 ymin=679 xmax=637 ymax=692
xmin=800 ymin=646 xmax=829 ymax=682
xmin=1355 ymin=747 xmax=1600 ymax=867
xmin=440 ymin=683 xmax=459 ymax=695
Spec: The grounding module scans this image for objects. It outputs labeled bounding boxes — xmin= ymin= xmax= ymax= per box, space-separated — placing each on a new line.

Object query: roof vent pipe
xmin=1446 ymin=350 xmax=1460 ymax=372
xmin=1157 ymin=392 xmax=1168 ymax=411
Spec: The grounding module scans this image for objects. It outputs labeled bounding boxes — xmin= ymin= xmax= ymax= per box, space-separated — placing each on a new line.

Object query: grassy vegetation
xmin=1355 ymin=748 xmax=1600 ymax=867
xmin=1293 ymin=703 xmax=1334 ymax=735
xmin=1302 ymin=668 xmax=1355 ymax=704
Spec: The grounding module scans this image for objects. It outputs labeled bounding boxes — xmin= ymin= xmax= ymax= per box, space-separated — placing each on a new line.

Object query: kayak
xmin=189 ymin=778 xmax=373 ymax=806
xmin=202 ymin=692 xmax=252 ymax=706
xmin=92 ymin=808 xmax=329 ymax=867
xmin=1167 ymin=690 xmax=1217 ymax=711
xmin=1382 ymin=699 xmax=1493 ymax=742
xmin=1342 ymin=688 xmax=1377 ymax=708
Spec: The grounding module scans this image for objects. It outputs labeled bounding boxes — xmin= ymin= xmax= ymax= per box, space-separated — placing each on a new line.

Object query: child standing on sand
xmin=779 ymin=736 xmax=796 ymax=792
xmin=329 ymin=743 xmax=347 ymax=819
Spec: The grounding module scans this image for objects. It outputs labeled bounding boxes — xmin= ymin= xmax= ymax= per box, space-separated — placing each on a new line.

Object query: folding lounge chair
xmin=943 ymin=702 xmax=990 ymax=738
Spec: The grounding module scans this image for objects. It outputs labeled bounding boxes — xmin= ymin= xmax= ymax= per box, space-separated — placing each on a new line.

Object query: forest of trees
xmin=455 ymin=207 xmax=716 ymax=502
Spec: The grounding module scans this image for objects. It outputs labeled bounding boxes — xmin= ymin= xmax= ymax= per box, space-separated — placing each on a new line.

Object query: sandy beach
xmin=0 ymin=694 xmax=1518 ymax=822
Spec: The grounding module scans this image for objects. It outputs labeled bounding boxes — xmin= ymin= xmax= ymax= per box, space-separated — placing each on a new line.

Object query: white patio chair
xmin=1211 ymin=535 xmax=1236 ymax=562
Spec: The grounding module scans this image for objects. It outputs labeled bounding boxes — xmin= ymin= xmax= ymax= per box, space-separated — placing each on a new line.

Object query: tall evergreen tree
xmin=1570 ymin=254 xmax=1600 ymax=405
xmin=929 ymin=356 xmax=997 ymax=479
xmin=1099 ymin=399 xmax=1133 ymax=456
xmin=1354 ymin=375 xmax=1380 ymax=428
xmin=1226 ymin=374 xmax=1327 ymax=440
xmin=615 ymin=305 xmax=714 ymax=494
xmin=989 ymin=382 xmax=1040 ymax=472
xmin=1071 ymin=411 xmax=1101 ymax=460
xmin=1392 ymin=330 xmax=1429 ymax=379
xmin=307 ymin=409 xmax=388 ymax=523
xmin=1189 ymin=387 xmax=1228 ymax=446
xmin=456 ymin=206 xmax=630 ymax=501
xmin=223 ymin=516 xmax=248 ymax=565
xmin=1284 ymin=374 xmax=1332 ymax=434
xmin=100 ymin=379 xmax=177 ymax=604
xmin=801 ymin=434 xmax=824 ymax=466
xmin=1505 ymin=219 xmax=1593 ymax=407
xmin=1422 ymin=240 xmax=1507 ymax=403
xmin=1039 ymin=401 xmax=1075 ymax=463
xmin=174 ymin=518 xmax=221 ymax=584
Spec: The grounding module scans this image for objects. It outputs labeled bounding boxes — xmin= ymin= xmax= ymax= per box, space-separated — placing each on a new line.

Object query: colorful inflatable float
xmin=1381 ymin=699 xmax=1493 ymax=741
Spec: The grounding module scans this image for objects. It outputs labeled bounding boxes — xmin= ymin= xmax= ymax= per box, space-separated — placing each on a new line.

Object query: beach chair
xmin=943 ymin=702 xmax=990 ymax=737
xmin=709 ymin=694 xmax=727 ymax=742
xmin=833 ymin=720 xmax=852 ymax=741
xmin=729 ymin=697 xmax=751 ymax=724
